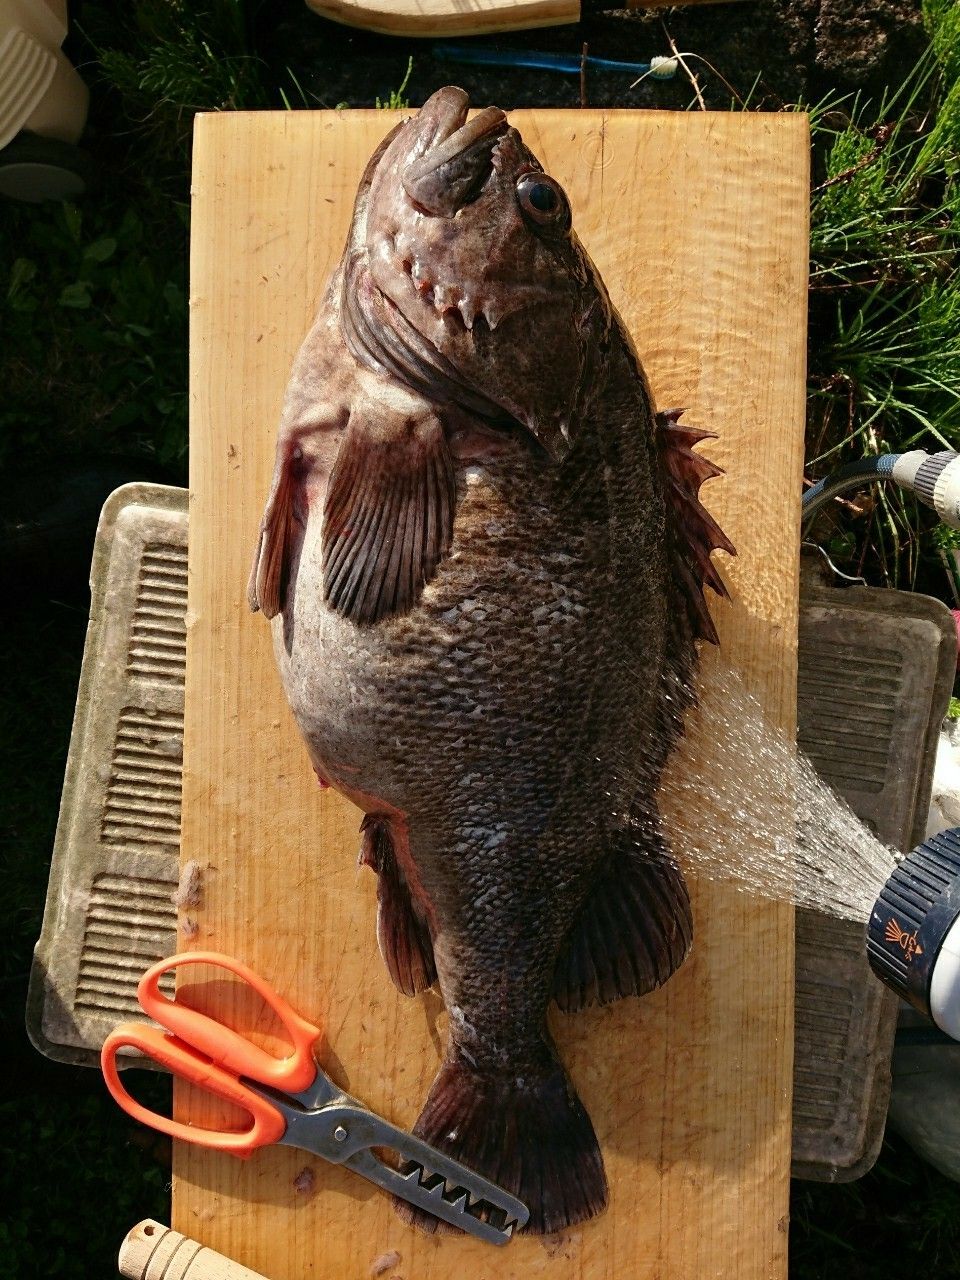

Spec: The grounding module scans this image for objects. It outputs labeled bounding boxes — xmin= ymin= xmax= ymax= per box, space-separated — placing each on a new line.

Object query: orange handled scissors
xmin=101 ymin=951 xmax=528 ymax=1245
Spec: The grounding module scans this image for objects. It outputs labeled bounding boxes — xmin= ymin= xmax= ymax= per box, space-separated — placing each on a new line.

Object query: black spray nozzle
xmin=867 ymin=828 xmax=960 ymax=1043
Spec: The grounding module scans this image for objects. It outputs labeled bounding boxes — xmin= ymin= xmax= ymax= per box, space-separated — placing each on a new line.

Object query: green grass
xmin=3 ymin=201 xmax=188 ymax=471
xmin=375 ymin=56 xmax=413 ymax=110
xmin=805 ymin=2 xmax=960 ymax=588
xmin=793 ymin=1136 xmax=960 ymax=1279
xmin=0 ymin=1 xmax=288 ymax=478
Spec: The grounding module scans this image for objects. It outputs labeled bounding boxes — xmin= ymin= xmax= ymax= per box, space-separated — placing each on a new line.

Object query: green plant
xmin=805 ymin=8 xmax=960 ymax=589
xmin=0 ymin=1 xmax=304 ymax=476
xmin=80 ymin=1 xmax=309 ymax=185
xmin=925 ymin=0 xmax=960 ymax=83
xmin=83 ymin=1 xmax=271 ymax=155
xmin=376 ymin=57 xmax=414 ymax=111
xmin=1 ymin=201 xmax=188 ymax=468
xmin=792 ymin=1132 xmax=960 ymax=1279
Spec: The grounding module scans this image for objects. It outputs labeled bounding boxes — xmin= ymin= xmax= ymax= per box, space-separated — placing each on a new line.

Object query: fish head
xmin=356 ymin=86 xmax=612 ymax=461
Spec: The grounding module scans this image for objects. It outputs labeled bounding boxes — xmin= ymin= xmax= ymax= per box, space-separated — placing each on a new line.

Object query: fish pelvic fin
xmin=657 ymin=407 xmax=736 ymax=648
xmin=248 ymin=442 xmax=299 ymax=619
xmin=395 ymin=1038 xmax=607 ymax=1236
xmin=360 ymin=815 xmax=436 ymax=997
xmin=553 ymin=833 xmax=692 ymax=1013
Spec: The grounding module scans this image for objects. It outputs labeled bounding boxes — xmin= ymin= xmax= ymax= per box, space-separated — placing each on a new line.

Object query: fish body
xmin=250 ymin=88 xmax=733 ymax=1234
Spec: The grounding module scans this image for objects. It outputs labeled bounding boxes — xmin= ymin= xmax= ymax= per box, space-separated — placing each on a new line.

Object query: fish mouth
xmin=402 ymin=87 xmax=508 ymax=216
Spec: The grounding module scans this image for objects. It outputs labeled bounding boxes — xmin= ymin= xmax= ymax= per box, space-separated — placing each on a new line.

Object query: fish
xmin=248 ymin=86 xmax=734 ymax=1235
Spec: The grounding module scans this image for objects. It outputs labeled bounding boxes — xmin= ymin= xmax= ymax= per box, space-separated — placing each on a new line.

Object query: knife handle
xmin=119 ymin=1221 xmax=271 ymax=1280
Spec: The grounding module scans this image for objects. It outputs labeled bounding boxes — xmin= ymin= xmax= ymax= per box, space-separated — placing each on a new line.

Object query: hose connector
xmin=867 ymin=828 xmax=960 ymax=1042
xmin=892 ymin=450 xmax=960 ymax=529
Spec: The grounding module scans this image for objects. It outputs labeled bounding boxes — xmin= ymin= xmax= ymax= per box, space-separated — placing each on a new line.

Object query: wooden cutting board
xmin=305 ymin=0 xmax=728 ymax=37
xmin=180 ymin=107 xmax=808 ymax=1280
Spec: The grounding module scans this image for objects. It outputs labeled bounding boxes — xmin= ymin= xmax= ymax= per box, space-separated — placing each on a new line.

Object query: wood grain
xmin=304 ymin=0 xmax=727 ymax=37
xmin=180 ymin=108 xmax=809 ymax=1280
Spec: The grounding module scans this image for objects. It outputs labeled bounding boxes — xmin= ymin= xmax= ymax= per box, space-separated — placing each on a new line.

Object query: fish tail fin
xmin=395 ymin=1040 xmax=607 ymax=1236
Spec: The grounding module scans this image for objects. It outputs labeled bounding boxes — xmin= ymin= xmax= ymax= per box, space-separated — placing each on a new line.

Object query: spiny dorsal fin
xmin=657 ymin=407 xmax=736 ymax=647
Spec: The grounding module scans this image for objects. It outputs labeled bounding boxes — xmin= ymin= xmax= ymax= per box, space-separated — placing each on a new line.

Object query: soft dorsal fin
xmin=322 ymin=406 xmax=455 ymax=625
xmin=553 ymin=832 xmax=692 ymax=1012
xmin=657 ymin=407 xmax=736 ymax=647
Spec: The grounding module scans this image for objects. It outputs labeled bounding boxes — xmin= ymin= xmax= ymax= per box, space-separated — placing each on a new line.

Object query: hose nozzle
xmin=892 ymin=450 xmax=960 ymax=529
xmin=867 ymin=828 xmax=960 ymax=1042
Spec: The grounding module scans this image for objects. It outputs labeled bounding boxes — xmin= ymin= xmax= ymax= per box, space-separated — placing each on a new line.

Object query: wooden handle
xmin=304 ymin=0 xmax=581 ymax=36
xmin=303 ymin=0 xmax=731 ymax=34
xmin=119 ymin=1222 xmax=271 ymax=1280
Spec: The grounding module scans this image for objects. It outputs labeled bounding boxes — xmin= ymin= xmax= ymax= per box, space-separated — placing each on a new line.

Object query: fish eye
xmin=516 ymin=174 xmax=569 ymax=229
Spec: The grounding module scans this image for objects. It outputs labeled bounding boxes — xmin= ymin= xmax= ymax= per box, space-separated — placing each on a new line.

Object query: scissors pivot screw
xmin=334 ymin=1125 xmax=348 ymax=1142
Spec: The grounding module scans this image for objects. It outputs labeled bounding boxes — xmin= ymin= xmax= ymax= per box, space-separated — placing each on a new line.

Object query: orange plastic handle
xmin=101 ymin=1023 xmax=287 ymax=1157
xmin=136 ymin=951 xmax=321 ymax=1094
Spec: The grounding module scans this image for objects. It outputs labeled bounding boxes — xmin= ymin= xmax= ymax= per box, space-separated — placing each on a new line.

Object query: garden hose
xmin=802 ymin=449 xmax=960 ymax=529
xmin=868 ymin=828 xmax=960 ymax=1043
xmin=432 ymin=43 xmax=678 ymax=80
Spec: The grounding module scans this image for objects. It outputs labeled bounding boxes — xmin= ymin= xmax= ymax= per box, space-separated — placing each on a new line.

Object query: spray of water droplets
xmin=600 ymin=661 xmax=899 ymax=923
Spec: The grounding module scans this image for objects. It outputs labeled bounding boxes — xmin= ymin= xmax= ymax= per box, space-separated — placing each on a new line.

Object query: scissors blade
xmin=272 ymin=1098 xmax=528 ymax=1245
xmin=345 ymin=1145 xmax=524 ymax=1247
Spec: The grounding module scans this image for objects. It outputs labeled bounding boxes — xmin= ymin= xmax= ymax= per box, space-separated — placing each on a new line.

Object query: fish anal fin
xmin=553 ymin=839 xmax=693 ymax=1013
xmin=322 ymin=407 xmax=455 ymax=626
xmin=657 ymin=408 xmax=736 ymax=648
xmin=359 ymin=815 xmax=436 ymax=997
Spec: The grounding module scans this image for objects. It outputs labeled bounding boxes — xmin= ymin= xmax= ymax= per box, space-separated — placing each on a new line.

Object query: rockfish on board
xmin=249 ymin=87 xmax=734 ymax=1234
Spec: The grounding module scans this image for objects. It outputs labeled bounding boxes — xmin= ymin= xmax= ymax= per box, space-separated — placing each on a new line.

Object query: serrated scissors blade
xmin=347 ymin=1147 xmax=522 ymax=1246
xmin=269 ymin=1095 xmax=528 ymax=1244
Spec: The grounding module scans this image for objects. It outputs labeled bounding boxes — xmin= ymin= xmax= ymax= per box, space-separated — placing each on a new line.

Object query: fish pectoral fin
xmin=321 ymin=408 xmax=455 ymax=625
xmin=360 ymin=815 xmax=436 ymax=997
xmin=553 ymin=838 xmax=693 ymax=1012
xmin=248 ymin=443 xmax=301 ymax=619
